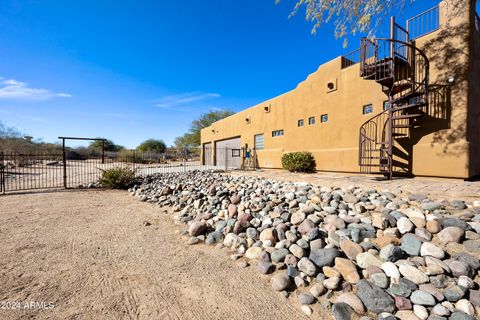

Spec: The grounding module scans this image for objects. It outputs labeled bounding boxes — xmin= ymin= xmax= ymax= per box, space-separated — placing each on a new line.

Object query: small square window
xmin=321 ymin=114 xmax=329 ymax=123
xmin=383 ymin=101 xmax=391 ymax=110
xmin=298 ymin=119 xmax=304 ymax=127
xmin=272 ymin=129 xmax=284 ymax=137
xmin=363 ymin=104 xmax=373 ymax=115
xmin=308 ymin=117 xmax=316 ymax=125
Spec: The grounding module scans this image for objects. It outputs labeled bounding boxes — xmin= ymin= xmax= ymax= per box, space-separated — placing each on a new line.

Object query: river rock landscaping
xmin=129 ymin=171 xmax=480 ymax=320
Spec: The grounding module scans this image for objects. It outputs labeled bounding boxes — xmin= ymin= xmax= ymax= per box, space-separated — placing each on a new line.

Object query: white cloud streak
xmin=0 ymin=78 xmax=72 ymax=101
xmin=153 ymin=92 xmax=220 ymax=109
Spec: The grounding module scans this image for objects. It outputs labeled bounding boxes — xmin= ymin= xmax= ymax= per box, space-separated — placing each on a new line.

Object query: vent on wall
xmin=264 ymin=105 xmax=271 ymax=113
xmin=327 ymin=79 xmax=338 ymax=93
xmin=245 ymin=117 xmax=251 ymax=124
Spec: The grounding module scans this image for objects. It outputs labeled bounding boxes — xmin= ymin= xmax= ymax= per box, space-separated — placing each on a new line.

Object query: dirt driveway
xmin=0 ymin=190 xmax=309 ymax=320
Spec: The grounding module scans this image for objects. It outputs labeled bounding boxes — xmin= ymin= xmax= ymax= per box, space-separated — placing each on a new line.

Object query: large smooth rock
xmin=297 ymin=257 xmax=318 ymax=276
xmin=271 ymin=248 xmax=290 ymax=263
xmin=401 ymin=234 xmax=422 ymax=256
xmin=420 ymin=242 xmax=445 ymax=259
xmin=397 ymin=217 xmax=415 ymax=234
xmin=399 ymin=264 xmax=429 ymax=284
xmin=291 ymin=211 xmax=306 ymax=225
xmin=340 ymin=238 xmax=364 ymax=261
xmin=257 ymin=261 xmax=274 ymax=274
xmin=335 ymin=257 xmax=360 ymax=284
xmin=356 ymin=252 xmax=383 ymax=269
xmin=381 ymin=262 xmax=400 ymax=283
xmin=437 ymin=227 xmax=465 ymax=244
xmin=260 ymin=228 xmax=276 ymax=242
xmin=309 ymin=248 xmax=340 ymax=268
xmin=336 ymin=292 xmax=365 ymax=314
xmin=298 ymin=293 xmax=315 ymax=305
xmin=332 ymin=303 xmax=353 ymax=320
xmin=357 ymin=279 xmax=395 ymax=314
xmin=443 ymin=284 xmax=467 ymax=302
xmin=410 ymin=290 xmax=436 ymax=306
xmin=271 ymin=273 xmax=290 ymax=291
xmin=188 ymin=221 xmax=207 ymax=236
xmin=245 ymin=247 xmax=263 ymax=260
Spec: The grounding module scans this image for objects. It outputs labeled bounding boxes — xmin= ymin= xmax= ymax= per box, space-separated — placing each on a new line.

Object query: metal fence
xmin=0 ymin=148 xmax=227 ymax=193
xmin=341 ymin=48 xmax=360 ymax=69
xmin=407 ymin=5 xmax=440 ymax=40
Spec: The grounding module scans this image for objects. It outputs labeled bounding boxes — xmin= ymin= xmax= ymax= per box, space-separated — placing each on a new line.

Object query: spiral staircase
xmin=358 ymin=22 xmax=430 ymax=179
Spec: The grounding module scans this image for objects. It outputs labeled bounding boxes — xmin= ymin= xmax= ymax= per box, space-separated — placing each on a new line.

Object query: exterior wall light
xmin=447 ymin=76 xmax=455 ymax=84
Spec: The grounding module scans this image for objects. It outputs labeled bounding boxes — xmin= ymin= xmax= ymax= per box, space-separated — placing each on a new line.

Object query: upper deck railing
xmin=341 ymin=48 xmax=360 ymax=69
xmin=406 ymin=5 xmax=440 ymax=40
xmin=341 ymin=5 xmax=440 ymax=69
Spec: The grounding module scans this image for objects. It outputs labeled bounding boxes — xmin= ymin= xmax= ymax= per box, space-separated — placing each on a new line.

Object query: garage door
xmin=215 ymin=137 xmax=241 ymax=169
xmin=203 ymin=143 xmax=213 ymax=166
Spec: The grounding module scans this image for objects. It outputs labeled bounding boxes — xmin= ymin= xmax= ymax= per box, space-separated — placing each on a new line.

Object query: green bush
xmin=99 ymin=167 xmax=136 ymax=189
xmin=281 ymin=152 xmax=316 ymax=173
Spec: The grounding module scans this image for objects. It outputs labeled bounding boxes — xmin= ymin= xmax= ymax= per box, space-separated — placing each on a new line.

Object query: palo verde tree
xmin=136 ymin=138 xmax=167 ymax=153
xmin=175 ymin=109 xmax=235 ymax=148
xmin=278 ymin=0 xmax=412 ymax=46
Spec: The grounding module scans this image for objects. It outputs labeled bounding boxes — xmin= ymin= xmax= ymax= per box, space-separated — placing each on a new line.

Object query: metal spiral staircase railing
xmin=358 ymin=35 xmax=430 ymax=179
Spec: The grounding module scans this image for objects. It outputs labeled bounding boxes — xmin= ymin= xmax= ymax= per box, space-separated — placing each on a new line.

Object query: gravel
xmin=129 ymin=170 xmax=480 ymax=319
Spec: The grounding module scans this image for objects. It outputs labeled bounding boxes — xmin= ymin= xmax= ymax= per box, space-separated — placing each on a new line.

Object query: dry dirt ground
xmin=0 ymin=189 xmax=313 ymax=320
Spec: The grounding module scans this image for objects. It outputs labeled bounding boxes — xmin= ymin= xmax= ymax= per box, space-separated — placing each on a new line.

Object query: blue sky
xmin=0 ymin=0 xmax=441 ymax=148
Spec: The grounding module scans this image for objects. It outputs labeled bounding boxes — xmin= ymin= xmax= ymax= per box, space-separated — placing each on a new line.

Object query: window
xmin=264 ymin=105 xmax=271 ymax=113
xmin=254 ymin=134 xmax=264 ymax=150
xmin=363 ymin=104 xmax=373 ymax=115
xmin=272 ymin=130 xmax=284 ymax=137
xmin=308 ymin=117 xmax=316 ymax=125
xmin=298 ymin=119 xmax=304 ymax=127
xmin=383 ymin=101 xmax=391 ymax=110
xmin=321 ymin=114 xmax=329 ymax=123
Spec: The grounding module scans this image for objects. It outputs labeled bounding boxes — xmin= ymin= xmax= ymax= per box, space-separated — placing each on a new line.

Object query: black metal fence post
xmin=0 ymin=151 xmax=4 ymax=194
xmin=101 ymin=140 xmax=105 ymax=164
xmin=62 ymin=138 xmax=67 ymax=189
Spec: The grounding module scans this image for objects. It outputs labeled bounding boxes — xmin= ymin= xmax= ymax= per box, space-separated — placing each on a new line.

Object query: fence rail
xmin=407 ymin=5 xmax=440 ymax=40
xmin=341 ymin=48 xmax=360 ymax=69
xmin=0 ymin=148 xmax=237 ymax=193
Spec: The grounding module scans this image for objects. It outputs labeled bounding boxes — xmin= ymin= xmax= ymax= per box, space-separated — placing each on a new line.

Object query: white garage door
xmin=215 ymin=137 xmax=241 ymax=169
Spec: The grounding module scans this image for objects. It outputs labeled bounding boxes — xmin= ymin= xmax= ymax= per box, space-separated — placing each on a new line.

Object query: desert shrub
xmin=99 ymin=167 xmax=136 ymax=189
xmin=281 ymin=152 xmax=316 ymax=173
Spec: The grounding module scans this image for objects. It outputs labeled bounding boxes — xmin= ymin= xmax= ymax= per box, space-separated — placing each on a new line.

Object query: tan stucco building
xmin=201 ymin=0 xmax=480 ymax=179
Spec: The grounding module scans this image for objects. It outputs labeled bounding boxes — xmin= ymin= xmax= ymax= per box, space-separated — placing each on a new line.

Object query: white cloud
xmin=0 ymin=78 xmax=72 ymax=101
xmin=153 ymin=92 xmax=220 ymax=109
xmin=209 ymin=106 xmax=227 ymax=112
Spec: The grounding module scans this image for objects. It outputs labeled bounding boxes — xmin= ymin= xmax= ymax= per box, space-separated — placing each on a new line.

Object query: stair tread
xmin=392 ymin=102 xmax=427 ymax=111
xmin=392 ymin=113 xmax=424 ymax=120
xmin=393 ymin=124 xmax=413 ymax=128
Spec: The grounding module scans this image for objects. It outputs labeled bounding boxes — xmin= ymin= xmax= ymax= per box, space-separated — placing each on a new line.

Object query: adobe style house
xmin=201 ymin=0 xmax=480 ymax=179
